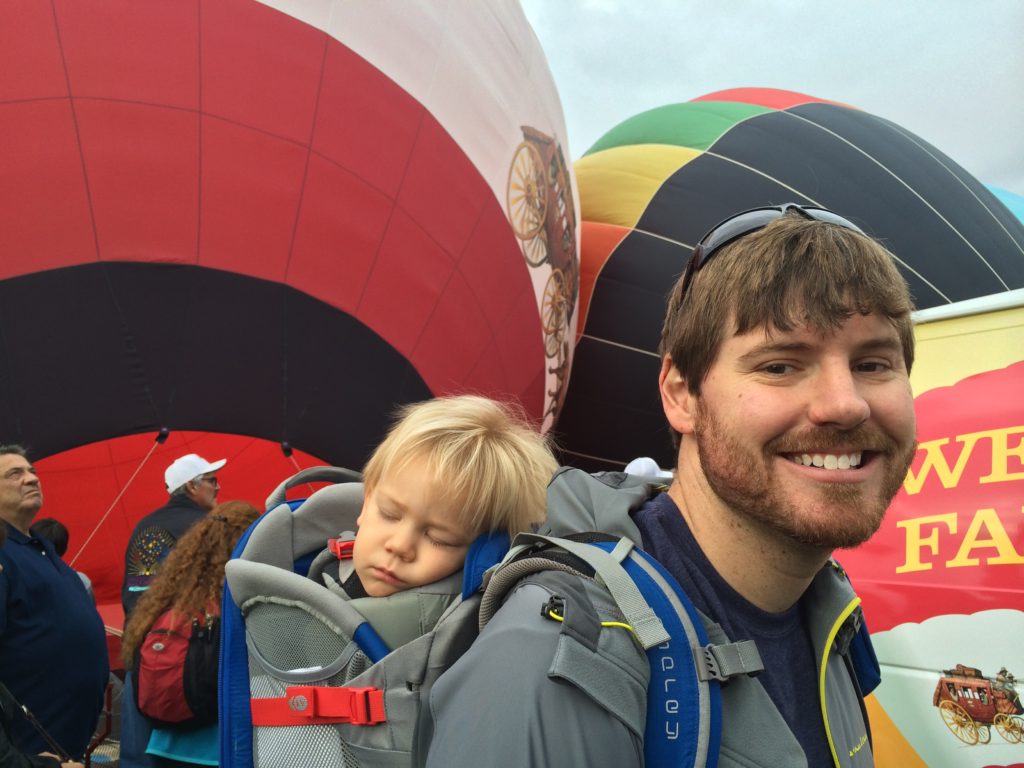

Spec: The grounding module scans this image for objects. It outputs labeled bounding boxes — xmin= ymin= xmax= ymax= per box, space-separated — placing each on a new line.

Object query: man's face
xmin=687 ymin=311 xmax=916 ymax=550
xmin=0 ymin=454 xmax=44 ymax=525
xmin=353 ymin=456 xmax=472 ymax=597
xmin=190 ymin=474 xmax=220 ymax=511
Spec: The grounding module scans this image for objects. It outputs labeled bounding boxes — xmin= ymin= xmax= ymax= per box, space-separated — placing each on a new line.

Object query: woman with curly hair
xmin=121 ymin=500 xmax=260 ymax=767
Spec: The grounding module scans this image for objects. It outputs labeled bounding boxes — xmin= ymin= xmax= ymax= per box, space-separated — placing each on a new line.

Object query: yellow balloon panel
xmin=576 ymin=144 xmax=701 ymax=231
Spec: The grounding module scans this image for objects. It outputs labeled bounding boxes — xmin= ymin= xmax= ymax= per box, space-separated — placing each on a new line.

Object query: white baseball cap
xmin=165 ymin=453 xmax=227 ymax=493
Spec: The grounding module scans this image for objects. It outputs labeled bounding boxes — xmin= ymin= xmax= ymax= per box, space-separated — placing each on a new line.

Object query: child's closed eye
xmin=377 ymin=507 xmax=401 ymax=522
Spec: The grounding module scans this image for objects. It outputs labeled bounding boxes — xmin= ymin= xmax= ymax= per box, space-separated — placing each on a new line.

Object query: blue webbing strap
xmin=591 ymin=541 xmax=722 ymax=768
xmin=462 ymin=530 xmax=510 ymax=599
xmin=352 ymin=622 xmax=390 ymax=663
xmin=219 ymin=498 xmax=304 ymax=768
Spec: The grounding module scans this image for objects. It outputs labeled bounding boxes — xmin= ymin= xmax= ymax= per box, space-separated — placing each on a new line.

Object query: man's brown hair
xmin=660 ymin=213 xmax=915 ymax=445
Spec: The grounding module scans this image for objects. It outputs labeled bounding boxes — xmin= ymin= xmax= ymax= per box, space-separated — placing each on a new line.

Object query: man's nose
xmin=806 ymin=363 xmax=870 ymax=429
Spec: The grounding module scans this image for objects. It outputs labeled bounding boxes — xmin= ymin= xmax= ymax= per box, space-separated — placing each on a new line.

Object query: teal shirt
xmin=147 ymin=723 xmax=218 ymax=766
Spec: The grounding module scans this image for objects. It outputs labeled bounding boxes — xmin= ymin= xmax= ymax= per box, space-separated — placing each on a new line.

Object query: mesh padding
xmin=245 ymin=598 xmax=368 ymax=678
xmin=255 ymin=720 xmax=362 ymax=768
xmin=246 ymin=599 xmax=373 ymax=767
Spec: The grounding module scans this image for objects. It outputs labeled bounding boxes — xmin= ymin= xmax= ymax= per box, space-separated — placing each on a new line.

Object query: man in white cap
xmin=121 ymin=453 xmax=226 ymax=616
xmin=119 ymin=453 xmax=225 ymax=768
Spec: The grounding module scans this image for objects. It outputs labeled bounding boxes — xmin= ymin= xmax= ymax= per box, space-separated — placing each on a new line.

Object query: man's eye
xmin=856 ymin=361 xmax=890 ymax=373
xmin=761 ymin=363 xmax=792 ymax=375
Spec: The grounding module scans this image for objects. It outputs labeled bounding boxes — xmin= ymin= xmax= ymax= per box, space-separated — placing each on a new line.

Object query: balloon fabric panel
xmin=692 ymin=87 xmax=853 ymax=111
xmin=581 ymin=230 xmax=684 ymax=353
xmin=312 ymin=41 xmax=424 ymax=201
xmin=56 ymin=0 xmax=201 ymax=109
xmin=787 ymin=103 xmax=1024 ymax=293
xmin=286 ymin=152 xmax=396 ymax=314
xmin=554 ymin=338 xmax=667 ymax=470
xmin=576 ymin=222 xmax=631 ymax=336
xmin=0 ymin=100 xmax=97 ymax=277
xmin=576 ymin=145 xmax=703 ymax=231
xmin=708 ymin=105 xmax=1024 ymax=302
xmin=635 ymin=152 xmax=804 ymax=248
xmin=0 ymin=0 xmax=67 ymax=102
xmin=77 ymin=99 xmax=201 ymax=264
xmin=583 ymin=101 xmax=772 ymax=156
xmin=0 ymin=264 xmax=432 ymax=466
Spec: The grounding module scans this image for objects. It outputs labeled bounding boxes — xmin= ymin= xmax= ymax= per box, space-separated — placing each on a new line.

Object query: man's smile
xmin=784 ymin=451 xmax=864 ymax=470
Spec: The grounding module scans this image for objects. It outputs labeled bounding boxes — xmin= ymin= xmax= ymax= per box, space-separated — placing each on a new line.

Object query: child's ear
xmin=355 ymin=495 xmax=371 ymax=528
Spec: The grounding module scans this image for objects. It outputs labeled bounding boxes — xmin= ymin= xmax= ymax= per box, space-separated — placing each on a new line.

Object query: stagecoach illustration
xmin=506 ymin=126 xmax=578 ymax=421
xmin=933 ymin=663 xmax=1023 ymax=745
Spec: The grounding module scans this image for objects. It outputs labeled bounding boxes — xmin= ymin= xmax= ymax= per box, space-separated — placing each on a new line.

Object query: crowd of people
xmin=0 ymin=203 xmax=918 ymax=767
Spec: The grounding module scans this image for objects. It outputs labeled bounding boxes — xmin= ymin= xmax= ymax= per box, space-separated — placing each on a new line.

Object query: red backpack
xmin=133 ymin=607 xmax=220 ymax=728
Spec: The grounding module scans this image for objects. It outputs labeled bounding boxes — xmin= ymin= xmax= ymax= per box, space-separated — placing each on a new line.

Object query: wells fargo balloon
xmin=0 ymin=0 xmax=578 ymax=608
xmin=563 ymin=87 xmax=1024 ymax=471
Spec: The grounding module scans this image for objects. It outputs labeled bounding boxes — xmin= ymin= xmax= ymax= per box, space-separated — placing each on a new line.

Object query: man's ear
xmin=659 ymin=356 xmax=697 ymax=435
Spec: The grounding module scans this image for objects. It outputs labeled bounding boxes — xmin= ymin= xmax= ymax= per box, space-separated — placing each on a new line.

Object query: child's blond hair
xmin=362 ymin=395 xmax=557 ymax=539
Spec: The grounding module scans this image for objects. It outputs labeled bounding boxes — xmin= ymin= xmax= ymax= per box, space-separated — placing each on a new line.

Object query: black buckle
xmin=541 ymin=595 xmax=565 ymax=620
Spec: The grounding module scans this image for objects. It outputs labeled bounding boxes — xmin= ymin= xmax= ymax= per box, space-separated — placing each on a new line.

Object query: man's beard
xmin=691 ymin=400 xmax=915 ymax=550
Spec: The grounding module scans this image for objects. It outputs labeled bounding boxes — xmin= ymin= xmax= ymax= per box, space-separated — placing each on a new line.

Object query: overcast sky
xmin=521 ymin=0 xmax=1024 ymax=196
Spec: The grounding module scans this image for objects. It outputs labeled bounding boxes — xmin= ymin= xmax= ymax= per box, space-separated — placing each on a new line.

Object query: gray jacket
xmin=424 ymin=556 xmax=873 ymax=768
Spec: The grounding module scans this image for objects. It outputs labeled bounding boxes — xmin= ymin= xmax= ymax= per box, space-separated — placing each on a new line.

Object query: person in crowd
xmin=424 ymin=204 xmax=918 ymax=767
xmin=0 ymin=446 xmax=108 ymax=761
xmin=121 ymin=500 xmax=260 ymax=768
xmin=119 ymin=453 xmax=226 ymax=768
xmin=29 ymin=518 xmax=93 ymax=599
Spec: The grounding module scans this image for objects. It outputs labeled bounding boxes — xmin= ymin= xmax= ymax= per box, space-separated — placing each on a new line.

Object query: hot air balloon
xmin=0 ymin=0 xmax=578 ymax=616
xmin=561 ymin=87 xmax=1024 ymax=471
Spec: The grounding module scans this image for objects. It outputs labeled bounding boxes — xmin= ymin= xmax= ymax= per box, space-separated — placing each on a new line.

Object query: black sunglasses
xmin=677 ymin=203 xmax=867 ymax=303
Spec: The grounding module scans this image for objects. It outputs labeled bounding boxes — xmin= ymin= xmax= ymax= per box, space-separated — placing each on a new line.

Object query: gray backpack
xmin=220 ymin=466 xmax=765 ymax=768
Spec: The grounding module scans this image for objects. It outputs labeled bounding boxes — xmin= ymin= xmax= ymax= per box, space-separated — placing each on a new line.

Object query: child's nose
xmin=385 ymin=527 xmax=417 ymax=561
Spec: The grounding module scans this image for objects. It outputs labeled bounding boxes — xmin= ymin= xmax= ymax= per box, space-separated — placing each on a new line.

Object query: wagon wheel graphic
xmin=977 ymin=724 xmax=992 ymax=744
xmin=939 ymin=700 xmax=980 ymax=744
xmin=507 ymin=142 xmax=548 ymax=243
xmin=522 ymin=229 xmax=549 ymax=268
xmin=541 ymin=268 xmax=570 ymax=358
xmin=995 ymin=713 xmax=1024 ymax=743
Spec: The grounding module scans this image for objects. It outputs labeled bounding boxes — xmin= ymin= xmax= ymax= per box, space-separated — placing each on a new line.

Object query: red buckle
xmin=342 ymin=687 xmax=385 ymax=726
xmin=252 ymin=686 xmax=386 ymax=726
xmin=328 ymin=538 xmax=354 ymax=559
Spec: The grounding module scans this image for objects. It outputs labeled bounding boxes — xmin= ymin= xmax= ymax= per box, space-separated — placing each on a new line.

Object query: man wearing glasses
xmin=0 ymin=445 xmax=107 ymax=763
xmin=426 ymin=205 xmax=917 ymax=767
xmin=120 ymin=452 xmax=225 ymax=768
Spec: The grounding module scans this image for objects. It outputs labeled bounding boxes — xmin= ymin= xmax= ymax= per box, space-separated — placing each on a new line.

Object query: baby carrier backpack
xmin=220 ymin=466 xmax=877 ymax=768
xmin=221 ymin=466 xmax=506 ymax=768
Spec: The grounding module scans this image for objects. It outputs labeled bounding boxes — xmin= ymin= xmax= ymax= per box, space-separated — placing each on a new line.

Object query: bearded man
xmin=425 ymin=204 xmax=917 ymax=768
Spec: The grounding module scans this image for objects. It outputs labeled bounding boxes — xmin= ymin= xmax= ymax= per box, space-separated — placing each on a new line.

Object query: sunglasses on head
xmin=676 ymin=203 xmax=867 ymax=304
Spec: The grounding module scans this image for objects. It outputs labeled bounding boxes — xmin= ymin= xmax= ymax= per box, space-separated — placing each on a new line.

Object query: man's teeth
xmin=788 ymin=452 xmax=863 ymax=469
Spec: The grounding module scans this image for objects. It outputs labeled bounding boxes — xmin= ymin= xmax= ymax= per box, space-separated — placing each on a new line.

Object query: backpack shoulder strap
xmin=483 ymin=533 xmax=763 ymax=768
xmin=479 ymin=468 xmax=765 ymax=768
